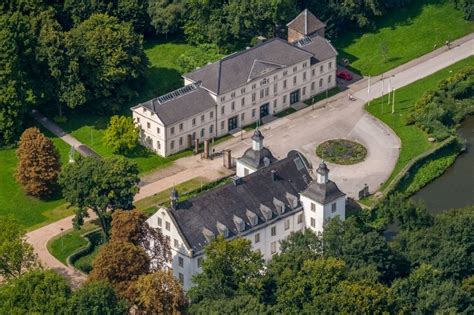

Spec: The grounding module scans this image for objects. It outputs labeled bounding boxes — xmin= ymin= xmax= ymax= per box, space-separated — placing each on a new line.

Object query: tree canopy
xmin=59 ymin=156 xmax=140 ymax=239
xmin=104 ymin=115 xmax=140 ymax=154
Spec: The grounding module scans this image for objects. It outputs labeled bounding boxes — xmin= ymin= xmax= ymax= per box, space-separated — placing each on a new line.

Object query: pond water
xmin=411 ymin=116 xmax=474 ymax=214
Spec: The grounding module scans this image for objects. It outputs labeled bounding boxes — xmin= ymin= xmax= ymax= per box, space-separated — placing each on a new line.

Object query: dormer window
xmin=246 ymin=209 xmax=258 ymax=226
xmin=260 ymin=204 xmax=272 ymax=221
xmin=273 ymin=198 xmax=285 ymax=215
xmin=233 ymin=215 xmax=245 ymax=232
xmin=216 ymin=222 xmax=229 ymax=237
xmin=286 ymin=192 xmax=298 ymax=209
xmin=202 ymin=228 xmax=215 ymax=242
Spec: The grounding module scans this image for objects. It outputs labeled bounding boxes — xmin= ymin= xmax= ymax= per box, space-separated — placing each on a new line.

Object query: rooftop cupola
xmin=170 ymin=187 xmax=179 ymax=210
xmin=316 ymin=161 xmax=329 ymax=184
xmin=252 ymin=129 xmax=264 ymax=151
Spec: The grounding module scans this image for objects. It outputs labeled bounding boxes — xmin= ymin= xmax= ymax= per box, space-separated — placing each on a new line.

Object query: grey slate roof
xmin=238 ymin=147 xmax=277 ymax=169
xmin=184 ymin=38 xmax=313 ymax=94
xmin=135 ymin=83 xmax=216 ymax=126
xmin=168 ymin=151 xmax=312 ymax=253
xmin=287 ymin=9 xmax=326 ymax=36
xmin=300 ymin=180 xmax=345 ymax=205
xmin=295 ymin=35 xmax=338 ymax=62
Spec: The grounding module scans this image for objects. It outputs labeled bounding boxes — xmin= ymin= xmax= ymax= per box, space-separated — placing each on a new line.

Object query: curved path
xmin=27 ymin=33 xmax=474 ymax=287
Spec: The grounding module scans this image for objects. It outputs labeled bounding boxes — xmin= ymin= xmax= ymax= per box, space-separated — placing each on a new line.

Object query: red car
xmin=337 ymin=70 xmax=353 ymax=81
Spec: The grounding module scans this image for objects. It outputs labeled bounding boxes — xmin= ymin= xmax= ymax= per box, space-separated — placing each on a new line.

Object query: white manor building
xmin=146 ymin=130 xmax=346 ymax=290
xmin=132 ymin=9 xmax=338 ymax=156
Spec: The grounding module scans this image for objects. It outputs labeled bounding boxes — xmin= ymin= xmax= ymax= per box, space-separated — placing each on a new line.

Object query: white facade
xmin=146 ymin=166 xmax=345 ymax=291
xmin=132 ymin=55 xmax=336 ymax=157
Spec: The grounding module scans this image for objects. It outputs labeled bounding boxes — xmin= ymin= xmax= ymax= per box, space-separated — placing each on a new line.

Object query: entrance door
xmin=228 ymin=116 xmax=238 ymax=131
xmin=260 ymin=103 xmax=270 ymax=118
xmin=290 ymin=89 xmax=300 ymax=105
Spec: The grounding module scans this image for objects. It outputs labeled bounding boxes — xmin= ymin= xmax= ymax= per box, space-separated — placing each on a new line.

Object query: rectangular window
xmin=302 ymin=87 xmax=306 ymax=96
xmin=157 ymin=127 xmax=160 ymax=134
xmin=231 ymin=92 xmax=235 ymax=98
xmin=241 ymin=97 xmax=245 ymax=107
xmin=311 ymin=82 xmax=315 ymax=91
xmin=329 ymin=61 xmax=332 ymax=69
xmin=241 ymin=88 xmax=246 ymax=94
xmin=252 ymin=93 xmax=256 ymax=102
xmin=179 ymin=137 xmax=183 ymax=146
xmin=255 ymin=233 xmax=260 ymax=243
xmin=241 ymin=113 xmax=245 ymax=121
xmin=201 ymin=115 xmax=205 ymax=122
xmin=178 ymin=256 xmax=183 ymax=267
xmin=221 ymin=121 xmax=225 ymax=130
xmin=231 ymin=101 xmax=235 ymax=111
xmin=271 ymin=241 xmax=277 ymax=254
xmin=273 ymin=74 xmax=278 ymax=80
xmin=197 ymin=257 xmax=203 ymax=268
xmin=165 ymin=221 xmax=170 ymax=231
xmin=170 ymin=140 xmax=174 ymax=149
xmin=311 ymin=203 xmax=316 ymax=212
xmin=147 ymin=122 xmax=150 ymax=129
xmin=170 ymin=127 xmax=175 ymax=135
xmin=137 ymin=117 xmax=140 ymax=123
xmin=260 ymin=89 xmax=264 ymax=99
xmin=179 ymin=123 xmax=183 ymax=131
xmin=209 ymin=125 xmax=213 ymax=134
xmin=328 ymin=75 xmax=332 ymax=84
xmin=178 ymin=273 xmax=184 ymax=284
xmin=303 ymin=62 xmax=307 ymax=68
xmin=271 ymin=226 xmax=276 ymax=236
xmin=312 ymin=69 xmax=315 ymax=76
xmin=320 ymin=65 xmax=324 ymax=73
xmin=298 ymin=213 xmax=303 ymax=223
xmin=284 ymin=219 xmax=290 ymax=230
xmin=283 ymin=70 xmax=288 ymax=76
xmin=221 ymin=106 xmax=225 ymax=115
xmin=273 ymin=84 xmax=277 ymax=94
xmin=310 ymin=217 xmax=316 ymax=228
xmin=283 ymin=80 xmax=287 ymax=89
xmin=157 ymin=141 xmax=161 ymax=150
xmin=174 ymin=239 xmax=179 ymax=248
xmin=293 ymin=66 xmax=297 ymax=73
xmin=252 ymin=84 xmax=256 ymax=90
xmin=303 ymin=71 xmax=307 ymax=81
xmin=331 ymin=202 xmax=337 ymax=213
xmin=265 ymin=87 xmax=269 ymax=97
xmin=283 ymin=95 xmax=287 ymax=103
xmin=319 ymin=78 xmax=323 ymax=87
xmin=293 ymin=76 xmax=297 ymax=85
xmin=157 ymin=217 xmax=162 ymax=227
xmin=273 ymin=99 xmax=277 ymax=108
xmin=200 ymin=128 xmax=204 ymax=138
xmin=252 ymin=109 xmax=256 ymax=118
xmin=220 ymin=96 xmax=225 ymax=102
xmin=210 ymin=111 xmax=214 ymax=119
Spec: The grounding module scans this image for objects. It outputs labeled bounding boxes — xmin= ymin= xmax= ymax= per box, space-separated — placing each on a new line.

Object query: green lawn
xmin=55 ymin=39 xmax=221 ymax=174
xmin=0 ymin=125 xmax=74 ymax=231
xmin=335 ymin=0 xmax=473 ymax=75
xmin=366 ymin=56 xmax=473 ymax=192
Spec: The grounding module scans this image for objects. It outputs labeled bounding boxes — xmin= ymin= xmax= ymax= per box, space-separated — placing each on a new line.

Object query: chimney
xmin=170 ymin=187 xmax=179 ymax=210
xmin=231 ymin=175 xmax=242 ymax=186
xmin=271 ymin=170 xmax=277 ymax=181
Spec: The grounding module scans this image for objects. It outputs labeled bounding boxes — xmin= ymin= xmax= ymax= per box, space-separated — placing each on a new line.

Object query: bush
xmin=316 ymin=139 xmax=367 ymax=165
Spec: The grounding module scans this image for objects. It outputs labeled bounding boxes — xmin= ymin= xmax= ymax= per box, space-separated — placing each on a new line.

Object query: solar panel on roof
xmin=156 ymin=82 xmax=200 ymax=105
xmin=296 ymin=36 xmax=312 ymax=47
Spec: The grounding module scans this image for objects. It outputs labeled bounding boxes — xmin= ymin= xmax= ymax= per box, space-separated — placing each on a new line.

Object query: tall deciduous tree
xmin=0 ymin=269 xmax=71 ymax=314
xmin=59 ymin=156 xmax=140 ymax=239
xmin=16 ymin=127 xmax=61 ymax=198
xmin=89 ymin=241 xmax=150 ymax=300
xmin=188 ymin=236 xmax=264 ymax=303
xmin=0 ymin=216 xmax=38 ymax=279
xmin=104 ymin=115 xmax=139 ymax=154
xmin=111 ymin=210 xmax=171 ymax=270
xmin=68 ymin=281 xmax=129 ymax=314
xmin=70 ymin=13 xmax=148 ymax=112
xmin=129 ymin=271 xmax=187 ymax=313
xmin=147 ymin=0 xmax=185 ymax=36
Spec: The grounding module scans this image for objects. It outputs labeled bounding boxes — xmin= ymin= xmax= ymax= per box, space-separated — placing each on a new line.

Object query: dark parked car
xmin=337 ymin=70 xmax=353 ymax=81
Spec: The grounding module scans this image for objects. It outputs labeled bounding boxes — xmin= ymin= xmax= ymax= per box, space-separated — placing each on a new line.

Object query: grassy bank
xmin=366 ymin=56 xmax=473 ymax=194
xmin=335 ymin=0 xmax=473 ymax=75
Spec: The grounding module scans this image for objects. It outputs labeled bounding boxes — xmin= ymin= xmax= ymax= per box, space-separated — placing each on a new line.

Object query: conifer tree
xmin=16 ymin=127 xmax=61 ymax=198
